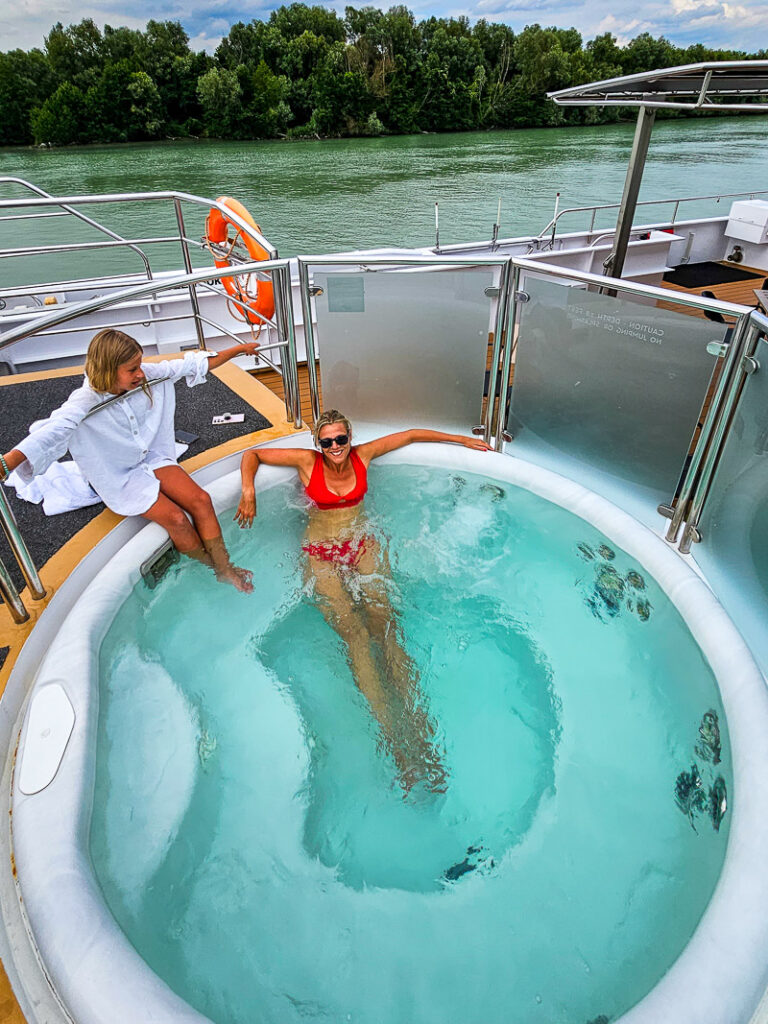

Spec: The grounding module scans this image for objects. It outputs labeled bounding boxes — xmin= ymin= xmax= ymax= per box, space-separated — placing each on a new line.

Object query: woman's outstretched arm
xmin=235 ymin=446 xmax=315 ymax=527
xmin=356 ymin=428 xmax=490 ymax=466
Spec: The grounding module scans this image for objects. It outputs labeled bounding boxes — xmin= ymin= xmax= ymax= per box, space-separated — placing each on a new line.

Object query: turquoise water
xmin=2 ymin=117 xmax=768 ymax=287
xmin=91 ymin=466 xmax=731 ymax=1024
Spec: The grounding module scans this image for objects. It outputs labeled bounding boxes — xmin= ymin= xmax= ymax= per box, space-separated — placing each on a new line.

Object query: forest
xmin=0 ymin=4 xmax=764 ymax=147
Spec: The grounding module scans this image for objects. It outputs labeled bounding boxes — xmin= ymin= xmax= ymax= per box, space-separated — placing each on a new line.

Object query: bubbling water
xmin=91 ymin=465 xmax=731 ymax=1024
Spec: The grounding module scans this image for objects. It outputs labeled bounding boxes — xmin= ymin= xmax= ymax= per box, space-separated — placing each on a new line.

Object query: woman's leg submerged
xmin=310 ymin=549 xmax=445 ymax=794
xmin=147 ymin=466 xmax=253 ymax=592
xmin=311 ymin=563 xmax=396 ymax=734
xmin=355 ymin=539 xmax=446 ymax=791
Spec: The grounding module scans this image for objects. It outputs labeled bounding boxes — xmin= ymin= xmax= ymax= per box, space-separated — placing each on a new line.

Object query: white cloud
xmin=722 ymin=0 xmax=768 ymax=22
xmin=3 ymin=0 xmax=768 ymax=55
xmin=670 ymin=0 xmax=718 ymax=13
xmin=592 ymin=13 xmax=649 ymax=45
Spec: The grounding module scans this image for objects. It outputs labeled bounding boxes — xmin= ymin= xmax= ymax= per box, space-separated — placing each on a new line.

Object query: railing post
xmin=283 ymin=268 xmax=302 ymax=427
xmin=678 ymin=312 xmax=767 ymax=553
xmin=483 ymin=260 xmax=511 ymax=443
xmin=272 ymin=265 xmax=302 ymax=427
xmin=494 ymin=263 xmax=521 ymax=450
xmin=173 ymin=199 xmax=207 ymax=351
xmin=0 ymin=487 xmax=45 ymax=601
xmin=665 ymin=310 xmax=753 ymax=544
xmin=297 ymin=260 xmax=321 ymax=427
xmin=0 ymin=556 xmax=28 ymax=624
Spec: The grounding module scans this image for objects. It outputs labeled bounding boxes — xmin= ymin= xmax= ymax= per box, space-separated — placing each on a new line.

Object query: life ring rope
xmin=204 ymin=196 xmax=276 ymax=335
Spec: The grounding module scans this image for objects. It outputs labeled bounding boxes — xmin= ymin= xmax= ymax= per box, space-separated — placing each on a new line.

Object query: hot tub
xmin=10 ymin=445 xmax=768 ymax=1024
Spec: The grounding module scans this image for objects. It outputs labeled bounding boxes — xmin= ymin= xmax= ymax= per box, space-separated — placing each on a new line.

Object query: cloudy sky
xmin=3 ymin=0 xmax=767 ymax=56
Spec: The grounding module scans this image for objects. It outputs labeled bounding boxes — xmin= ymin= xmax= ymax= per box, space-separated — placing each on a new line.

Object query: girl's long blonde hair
xmin=85 ymin=329 xmax=144 ymax=394
xmin=313 ymin=409 xmax=352 ymax=447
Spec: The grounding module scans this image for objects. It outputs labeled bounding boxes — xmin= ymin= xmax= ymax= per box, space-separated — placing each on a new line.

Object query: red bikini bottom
xmin=302 ymin=536 xmax=368 ymax=568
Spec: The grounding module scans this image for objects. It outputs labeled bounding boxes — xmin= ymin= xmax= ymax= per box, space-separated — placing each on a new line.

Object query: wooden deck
xmin=253 ymin=362 xmax=322 ymax=428
xmin=659 ymin=264 xmax=765 ymax=317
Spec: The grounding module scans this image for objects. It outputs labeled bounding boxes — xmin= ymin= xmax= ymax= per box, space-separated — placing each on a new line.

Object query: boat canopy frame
xmin=547 ymin=60 xmax=768 ymax=112
xmin=548 ymin=61 xmax=768 ymax=281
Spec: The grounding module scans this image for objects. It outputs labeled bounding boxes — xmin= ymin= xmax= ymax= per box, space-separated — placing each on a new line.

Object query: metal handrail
xmin=0 ymin=258 xmax=290 ymax=351
xmin=0 ymin=485 xmax=46 ymax=610
xmin=534 ymin=189 xmax=768 ymax=246
xmin=0 ymin=189 xmax=274 ymax=257
xmin=0 ymin=237 xmax=190 ymax=260
xmin=664 ymin=311 xmax=754 ymax=544
xmin=0 ymin=256 xmax=301 ymax=427
xmin=504 ymin=256 xmax=747 ymax=318
xmin=679 ymin=309 xmax=768 ymax=552
xmin=484 ymin=260 xmax=512 ymax=442
xmin=492 ymin=255 xmax=755 ymax=497
xmin=0 ymin=177 xmax=153 ymax=280
xmin=0 ymin=553 xmax=28 ymax=624
xmin=295 ymin=253 xmax=515 ymax=428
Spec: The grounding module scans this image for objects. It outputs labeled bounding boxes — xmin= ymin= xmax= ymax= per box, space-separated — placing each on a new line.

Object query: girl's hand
xmin=240 ymin=342 xmax=260 ymax=357
xmin=462 ymin=436 xmax=492 ymax=451
xmin=234 ymin=491 xmax=257 ymax=528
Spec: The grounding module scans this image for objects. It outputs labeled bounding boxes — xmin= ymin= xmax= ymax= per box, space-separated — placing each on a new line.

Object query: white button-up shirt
xmin=16 ymin=352 xmax=209 ymax=516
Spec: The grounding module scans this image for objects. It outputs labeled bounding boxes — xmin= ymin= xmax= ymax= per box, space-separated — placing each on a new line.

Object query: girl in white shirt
xmin=1 ymin=329 xmax=256 ymax=592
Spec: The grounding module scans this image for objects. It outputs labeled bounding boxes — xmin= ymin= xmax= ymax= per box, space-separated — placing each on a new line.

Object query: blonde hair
xmin=313 ymin=409 xmax=352 ymax=447
xmin=85 ymin=329 xmax=143 ymax=393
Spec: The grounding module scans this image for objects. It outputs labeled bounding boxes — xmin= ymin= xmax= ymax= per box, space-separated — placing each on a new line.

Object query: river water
xmin=1 ymin=117 xmax=767 ymax=279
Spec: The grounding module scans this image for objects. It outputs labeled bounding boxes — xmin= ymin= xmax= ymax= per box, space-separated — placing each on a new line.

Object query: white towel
xmin=4 ymin=442 xmax=189 ymax=516
xmin=5 ymin=461 xmax=101 ymax=515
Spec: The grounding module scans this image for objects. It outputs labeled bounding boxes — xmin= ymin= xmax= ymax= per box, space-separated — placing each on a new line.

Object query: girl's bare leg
xmin=149 ymin=467 xmax=253 ymax=592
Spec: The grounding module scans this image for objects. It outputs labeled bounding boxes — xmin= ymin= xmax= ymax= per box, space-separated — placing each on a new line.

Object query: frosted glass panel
xmin=694 ymin=337 xmax=768 ymax=672
xmin=313 ymin=267 xmax=494 ymax=429
xmin=508 ymin=277 xmax=723 ymax=507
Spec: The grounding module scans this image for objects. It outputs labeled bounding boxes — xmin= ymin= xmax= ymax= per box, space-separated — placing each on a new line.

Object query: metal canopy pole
xmin=603 ymin=105 xmax=656 ymax=281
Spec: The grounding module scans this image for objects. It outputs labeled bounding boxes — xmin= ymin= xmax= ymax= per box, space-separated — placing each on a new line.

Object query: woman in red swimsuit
xmin=236 ymin=410 xmax=489 ymax=793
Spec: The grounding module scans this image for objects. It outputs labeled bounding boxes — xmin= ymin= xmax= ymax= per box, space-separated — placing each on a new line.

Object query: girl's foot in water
xmin=216 ymin=564 xmax=254 ymax=593
xmin=203 ymin=536 xmax=254 ymax=593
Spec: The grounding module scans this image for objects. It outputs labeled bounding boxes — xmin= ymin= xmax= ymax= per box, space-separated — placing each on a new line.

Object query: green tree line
xmin=0 ymin=5 xmax=763 ymax=146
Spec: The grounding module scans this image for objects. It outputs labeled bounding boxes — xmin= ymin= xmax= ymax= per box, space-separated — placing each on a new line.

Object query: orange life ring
xmin=204 ymin=197 xmax=275 ymax=326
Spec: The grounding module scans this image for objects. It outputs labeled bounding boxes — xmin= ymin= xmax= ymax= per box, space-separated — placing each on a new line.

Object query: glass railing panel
xmin=312 ymin=265 xmax=496 ymax=429
xmin=506 ymin=274 xmax=726 ymax=519
xmin=693 ymin=333 xmax=768 ymax=671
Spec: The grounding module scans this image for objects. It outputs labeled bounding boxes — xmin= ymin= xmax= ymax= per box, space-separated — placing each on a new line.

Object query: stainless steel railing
xmin=0 ymin=258 xmax=299 ymax=421
xmin=495 ymin=256 xmax=755 ymax=546
xmin=0 ymin=486 xmax=46 ymax=624
xmin=532 ymin=189 xmax=768 ymax=249
xmin=0 ymin=257 xmax=301 ymax=621
xmin=0 ymin=183 xmax=277 ymax=351
xmin=677 ymin=308 xmax=768 ymax=553
xmin=294 ymin=253 xmax=513 ymax=432
xmin=0 ymin=177 xmax=153 ymax=280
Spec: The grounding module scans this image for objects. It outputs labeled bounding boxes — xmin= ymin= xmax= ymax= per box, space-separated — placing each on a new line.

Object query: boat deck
xmin=659 ymin=261 xmax=765 ymax=312
xmin=0 ymin=259 xmax=764 ymax=1021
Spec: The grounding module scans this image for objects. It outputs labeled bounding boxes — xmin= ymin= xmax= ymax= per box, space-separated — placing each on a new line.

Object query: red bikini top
xmin=305 ymin=448 xmax=368 ymax=510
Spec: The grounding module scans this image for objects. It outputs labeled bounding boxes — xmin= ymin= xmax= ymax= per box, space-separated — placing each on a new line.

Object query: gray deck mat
xmin=0 ymin=372 xmax=271 ymax=597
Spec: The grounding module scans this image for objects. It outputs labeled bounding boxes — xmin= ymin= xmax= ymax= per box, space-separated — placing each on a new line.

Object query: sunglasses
xmin=318 ymin=434 xmax=349 ymax=449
